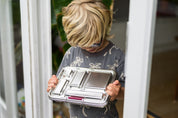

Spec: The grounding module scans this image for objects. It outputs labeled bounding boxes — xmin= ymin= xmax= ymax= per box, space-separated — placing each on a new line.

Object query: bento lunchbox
xmin=48 ymin=67 xmax=116 ymax=108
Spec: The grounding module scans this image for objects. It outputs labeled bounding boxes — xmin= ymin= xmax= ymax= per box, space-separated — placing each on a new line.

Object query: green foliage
xmin=51 ymin=22 xmax=65 ymax=72
xmin=52 ymin=0 xmax=72 ymax=14
xmin=102 ymin=0 xmax=112 ymax=9
xmin=63 ymin=43 xmax=71 ymax=52
xmin=56 ymin=14 xmax=67 ymax=42
xmin=12 ymin=1 xmax=21 ymax=25
xmin=51 ymin=1 xmax=57 ymax=25
xmin=52 ymin=50 xmax=63 ymax=71
xmin=51 ymin=0 xmax=72 ymax=42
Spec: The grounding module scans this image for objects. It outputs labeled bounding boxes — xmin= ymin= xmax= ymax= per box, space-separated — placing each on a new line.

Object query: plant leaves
xmin=63 ymin=43 xmax=71 ymax=52
xmin=52 ymin=0 xmax=72 ymax=14
xmin=102 ymin=0 xmax=112 ymax=9
xmin=51 ymin=0 xmax=57 ymax=25
xmin=56 ymin=13 xmax=67 ymax=41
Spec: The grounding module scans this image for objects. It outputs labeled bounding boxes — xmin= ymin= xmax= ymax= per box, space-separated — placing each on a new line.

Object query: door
xmin=0 ymin=0 xmax=158 ymax=117
xmin=20 ymin=0 xmax=53 ymax=117
xmin=0 ymin=0 xmax=18 ymax=118
xmin=123 ymin=0 xmax=157 ymax=117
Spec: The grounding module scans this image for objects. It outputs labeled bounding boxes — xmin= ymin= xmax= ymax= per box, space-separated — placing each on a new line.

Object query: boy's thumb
xmin=113 ymin=80 xmax=119 ymax=85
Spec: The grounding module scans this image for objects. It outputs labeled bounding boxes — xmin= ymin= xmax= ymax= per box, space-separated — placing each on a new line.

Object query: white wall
xmin=111 ymin=17 xmax=178 ymax=53
xmin=154 ymin=17 xmax=178 ymax=53
xmin=110 ymin=22 xmax=127 ymax=52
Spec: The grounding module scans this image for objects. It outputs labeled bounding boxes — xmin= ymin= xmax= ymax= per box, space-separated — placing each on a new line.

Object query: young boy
xmin=47 ymin=0 xmax=125 ymax=117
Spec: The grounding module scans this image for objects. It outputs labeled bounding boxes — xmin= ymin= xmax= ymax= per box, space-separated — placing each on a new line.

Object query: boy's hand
xmin=106 ymin=80 xmax=121 ymax=101
xmin=47 ymin=75 xmax=58 ymax=92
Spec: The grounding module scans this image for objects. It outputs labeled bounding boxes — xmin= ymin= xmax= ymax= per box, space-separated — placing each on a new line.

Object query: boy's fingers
xmin=51 ymin=79 xmax=58 ymax=84
xmin=106 ymin=90 xmax=116 ymax=101
xmin=48 ymin=83 xmax=54 ymax=87
xmin=113 ymin=80 xmax=119 ymax=85
xmin=47 ymin=75 xmax=58 ymax=92
xmin=110 ymin=97 xmax=115 ymax=101
xmin=52 ymin=75 xmax=58 ymax=79
xmin=106 ymin=86 xmax=112 ymax=90
xmin=48 ymin=76 xmax=58 ymax=84
xmin=47 ymin=87 xmax=51 ymax=92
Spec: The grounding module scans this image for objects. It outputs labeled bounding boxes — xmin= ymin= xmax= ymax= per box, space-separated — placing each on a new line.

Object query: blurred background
xmin=0 ymin=0 xmax=178 ymax=118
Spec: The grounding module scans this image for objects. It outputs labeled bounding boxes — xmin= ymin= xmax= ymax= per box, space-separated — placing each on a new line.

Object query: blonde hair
xmin=62 ymin=0 xmax=112 ymax=47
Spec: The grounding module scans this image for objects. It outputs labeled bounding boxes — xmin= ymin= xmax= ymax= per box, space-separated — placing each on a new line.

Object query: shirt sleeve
xmin=56 ymin=47 xmax=73 ymax=76
xmin=116 ymin=50 xmax=125 ymax=87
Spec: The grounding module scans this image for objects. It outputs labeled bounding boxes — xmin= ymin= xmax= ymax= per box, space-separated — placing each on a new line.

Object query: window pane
xmin=12 ymin=0 xmax=25 ymax=117
xmin=50 ymin=1 xmax=128 ymax=118
xmin=148 ymin=0 xmax=178 ymax=117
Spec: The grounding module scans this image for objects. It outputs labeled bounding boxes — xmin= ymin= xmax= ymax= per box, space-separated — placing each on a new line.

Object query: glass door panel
xmin=0 ymin=0 xmax=24 ymax=117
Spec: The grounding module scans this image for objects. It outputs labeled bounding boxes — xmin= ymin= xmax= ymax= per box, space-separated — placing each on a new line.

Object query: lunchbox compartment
xmin=48 ymin=67 xmax=116 ymax=108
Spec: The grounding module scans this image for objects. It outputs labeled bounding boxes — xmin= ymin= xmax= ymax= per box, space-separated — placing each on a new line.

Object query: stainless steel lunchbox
xmin=48 ymin=67 xmax=116 ymax=108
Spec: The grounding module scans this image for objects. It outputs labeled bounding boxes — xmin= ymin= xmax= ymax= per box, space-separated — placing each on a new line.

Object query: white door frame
xmin=20 ymin=0 xmax=53 ymax=118
xmin=123 ymin=0 xmax=157 ymax=117
xmin=0 ymin=0 xmax=18 ymax=118
xmin=19 ymin=0 xmax=158 ymax=117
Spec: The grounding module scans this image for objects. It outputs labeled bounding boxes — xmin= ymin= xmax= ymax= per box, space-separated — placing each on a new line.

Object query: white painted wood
xmin=0 ymin=98 xmax=6 ymax=110
xmin=38 ymin=1 xmax=53 ymax=117
xmin=0 ymin=98 xmax=6 ymax=118
xmin=0 ymin=0 xmax=18 ymax=118
xmin=123 ymin=0 xmax=157 ymax=118
xmin=20 ymin=0 xmax=53 ymax=118
xmin=19 ymin=0 xmax=33 ymax=117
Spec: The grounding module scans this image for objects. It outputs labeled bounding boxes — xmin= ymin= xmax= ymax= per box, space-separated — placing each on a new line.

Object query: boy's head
xmin=62 ymin=0 xmax=112 ymax=48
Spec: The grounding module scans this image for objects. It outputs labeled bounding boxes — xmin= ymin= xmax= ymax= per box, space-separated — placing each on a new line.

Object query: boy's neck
xmin=96 ymin=40 xmax=109 ymax=52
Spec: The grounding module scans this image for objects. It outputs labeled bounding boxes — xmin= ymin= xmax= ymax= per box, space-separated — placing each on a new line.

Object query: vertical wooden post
xmin=20 ymin=0 xmax=53 ymax=118
xmin=123 ymin=0 xmax=157 ymax=117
